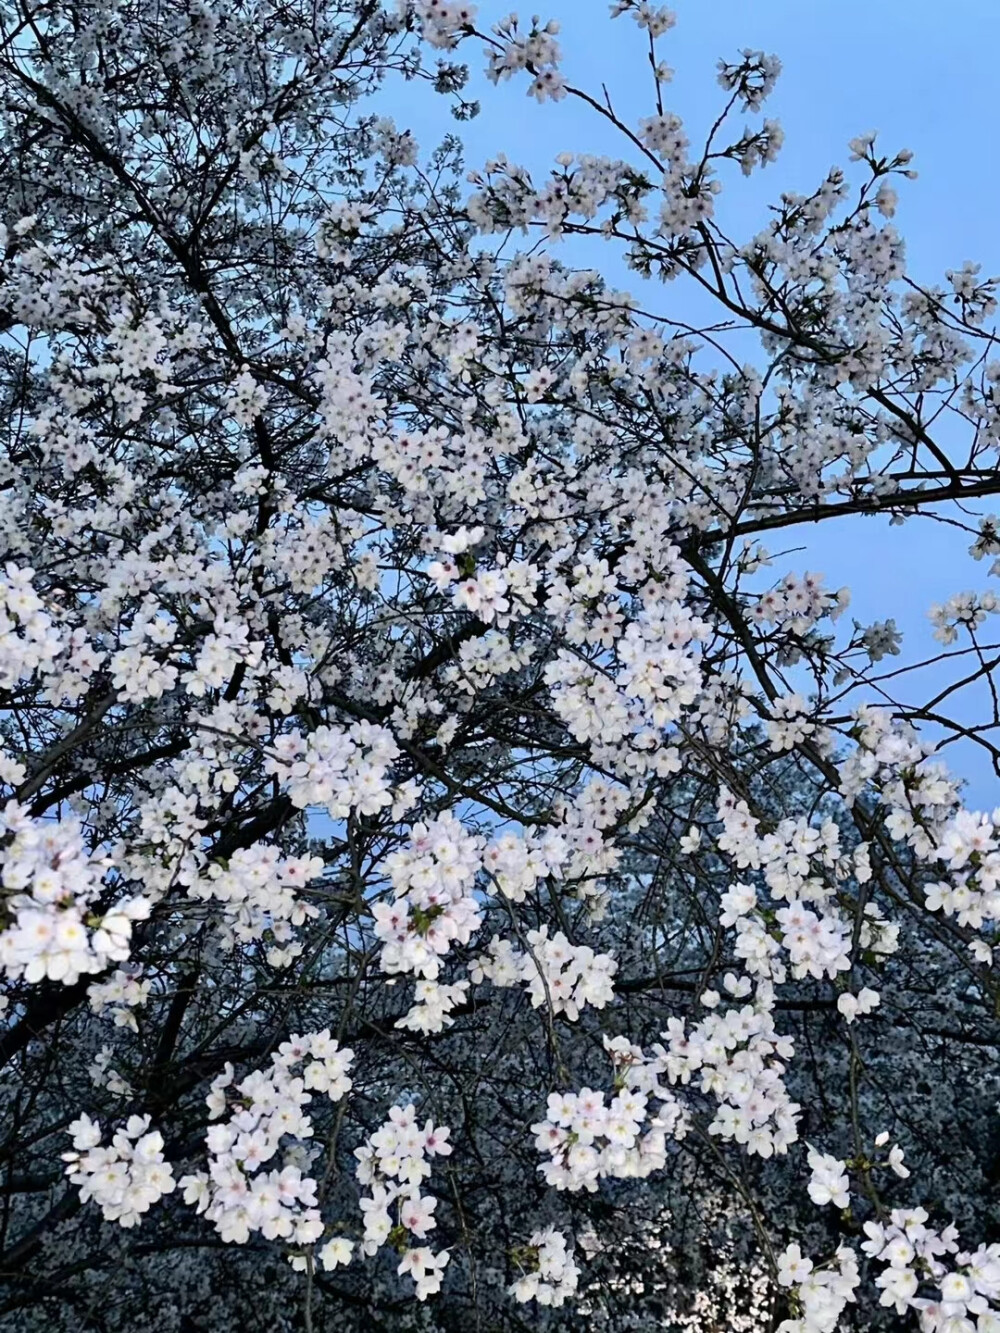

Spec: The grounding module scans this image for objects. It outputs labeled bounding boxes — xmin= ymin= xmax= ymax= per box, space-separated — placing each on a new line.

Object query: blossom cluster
xmin=715 ymin=788 xmax=897 ymax=985
xmin=354 ymin=1103 xmax=452 ymax=1300
xmin=63 ymin=1114 xmax=175 ymax=1227
xmin=482 ymin=827 xmax=569 ymax=902
xmin=774 ymin=1242 xmax=860 ymax=1333
xmin=863 ymin=1211 xmax=1000 ymax=1328
xmin=88 ymin=966 xmax=151 ymax=1030
xmin=0 ymin=802 xmax=150 ymax=985
xmin=508 ymin=1226 xmax=581 ymax=1307
xmin=179 ymin=1031 xmax=353 ymax=1246
xmin=185 ymin=843 xmax=324 ymax=966
xmin=531 ymin=1079 xmax=683 ymax=1191
xmin=264 ymin=720 xmax=401 ymax=819
xmin=374 ymin=812 xmax=482 ymax=978
xmin=472 ymin=925 xmax=618 ymax=1021
xmin=0 ymin=563 xmax=62 ymax=690
xmin=655 ymin=981 xmax=799 ymax=1159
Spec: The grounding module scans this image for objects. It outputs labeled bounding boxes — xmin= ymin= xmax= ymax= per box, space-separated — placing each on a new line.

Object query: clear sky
xmin=381 ymin=1 xmax=1000 ymax=801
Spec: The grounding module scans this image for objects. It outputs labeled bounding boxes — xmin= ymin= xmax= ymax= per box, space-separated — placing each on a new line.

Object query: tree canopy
xmin=1 ymin=2 xmax=1000 ymax=1329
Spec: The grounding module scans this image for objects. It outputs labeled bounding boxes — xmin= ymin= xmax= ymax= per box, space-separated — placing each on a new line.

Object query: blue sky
xmin=381 ymin=1 xmax=1000 ymax=801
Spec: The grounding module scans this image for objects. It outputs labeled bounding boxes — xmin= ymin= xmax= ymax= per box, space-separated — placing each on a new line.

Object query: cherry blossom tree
xmin=1 ymin=0 xmax=1000 ymax=1329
